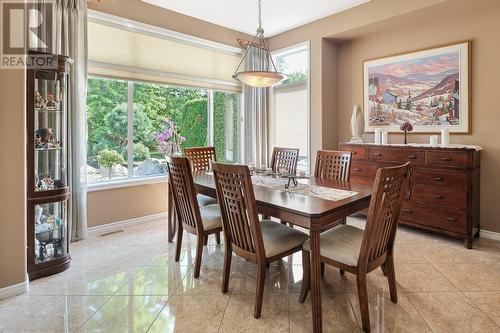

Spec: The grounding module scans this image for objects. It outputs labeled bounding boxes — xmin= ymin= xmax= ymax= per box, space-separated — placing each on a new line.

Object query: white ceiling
xmin=142 ymin=0 xmax=370 ymax=37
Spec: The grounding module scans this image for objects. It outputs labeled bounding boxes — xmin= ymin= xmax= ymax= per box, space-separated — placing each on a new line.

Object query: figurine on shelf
xmin=35 ymin=91 xmax=46 ymax=109
xmin=35 ymin=128 xmax=60 ymax=149
xmin=400 ymin=121 xmax=414 ymax=144
xmin=45 ymin=95 xmax=60 ymax=110
xmin=35 ymin=206 xmax=43 ymax=224
xmin=39 ymin=176 xmax=55 ymax=191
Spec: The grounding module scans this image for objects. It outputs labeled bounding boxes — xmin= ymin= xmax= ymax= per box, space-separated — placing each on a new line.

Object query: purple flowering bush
xmin=156 ymin=118 xmax=186 ymax=157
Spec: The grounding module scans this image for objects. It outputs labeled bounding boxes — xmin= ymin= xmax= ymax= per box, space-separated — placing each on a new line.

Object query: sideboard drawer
xmin=351 ymin=161 xmax=377 ymax=178
xmin=412 ymin=168 xmax=468 ymax=189
xmin=427 ymin=151 xmax=468 ymax=168
xmin=400 ymin=202 xmax=466 ymax=233
xmin=410 ymin=184 xmax=467 ymax=209
xmin=369 ymin=148 xmax=425 ymax=165
xmin=350 ymin=148 xmax=367 ymax=160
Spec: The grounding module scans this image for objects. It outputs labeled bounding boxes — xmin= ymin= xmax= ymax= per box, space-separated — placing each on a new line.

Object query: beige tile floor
xmin=1 ymin=215 xmax=500 ymax=333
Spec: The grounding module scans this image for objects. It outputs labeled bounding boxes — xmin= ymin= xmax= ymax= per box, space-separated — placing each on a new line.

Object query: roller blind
xmin=88 ymin=21 xmax=242 ymax=93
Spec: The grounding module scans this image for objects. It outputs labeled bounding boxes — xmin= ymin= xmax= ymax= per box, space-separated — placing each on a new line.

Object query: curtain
xmin=242 ymin=45 xmax=269 ymax=167
xmin=53 ymin=0 xmax=88 ymax=241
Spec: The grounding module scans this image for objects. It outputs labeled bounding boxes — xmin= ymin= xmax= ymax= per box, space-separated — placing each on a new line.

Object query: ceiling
xmin=142 ymin=0 xmax=370 ymax=37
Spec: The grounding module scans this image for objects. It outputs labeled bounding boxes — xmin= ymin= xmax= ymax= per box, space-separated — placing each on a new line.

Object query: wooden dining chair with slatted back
xmin=314 ymin=150 xmax=352 ymax=181
xmin=166 ymin=156 xmax=223 ymax=279
xmin=184 ymin=147 xmax=220 ymax=245
xmin=299 ymin=163 xmax=410 ymax=333
xmin=270 ymin=147 xmax=300 ymax=175
xmin=212 ymin=162 xmax=309 ymax=319
xmin=269 ymin=147 xmax=300 ymax=226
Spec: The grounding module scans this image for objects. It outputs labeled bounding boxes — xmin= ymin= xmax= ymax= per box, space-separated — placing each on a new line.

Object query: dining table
xmin=167 ymin=170 xmax=372 ymax=333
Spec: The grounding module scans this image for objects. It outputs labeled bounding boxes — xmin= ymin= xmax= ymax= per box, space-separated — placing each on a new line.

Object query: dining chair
xmin=166 ymin=156 xmax=223 ymax=278
xmin=270 ymin=147 xmax=300 ymax=175
xmin=314 ymin=150 xmax=352 ymax=181
xmin=184 ymin=146 xmax=219 ymax=207
xmin=299 ymin=163 xmax=410 ymax=333
xmin=212 ymin=162 xmax=309 ymax=319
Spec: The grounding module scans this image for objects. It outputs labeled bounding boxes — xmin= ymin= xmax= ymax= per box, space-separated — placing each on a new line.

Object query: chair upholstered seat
xmin=260 ymin=220 xmax=309 ymax=258
xmin=197 ymin=194 xmax=218 ymax=207
xmin=303 ymin=224 xmax=364 ymax=267
xmin=200 ymin=204 xmax=222 ymax=231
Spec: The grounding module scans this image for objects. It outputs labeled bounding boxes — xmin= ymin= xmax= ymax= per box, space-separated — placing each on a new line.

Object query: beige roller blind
xmin=88 ymin=21 xmax=242 ymax=93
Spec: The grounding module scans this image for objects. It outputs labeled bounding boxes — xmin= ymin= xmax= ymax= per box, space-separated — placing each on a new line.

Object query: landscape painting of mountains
xmin=363 ymin=42 xmax=470 ymax=133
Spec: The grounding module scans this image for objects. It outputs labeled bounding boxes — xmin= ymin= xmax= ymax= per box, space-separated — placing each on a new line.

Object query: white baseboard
xmin=0 ymin=279 xmax=29 ymax=300
xmin=480 ymin=229 xmax=500 ymax=241
xmin=88 ymin=212 xmax=168 ymax=236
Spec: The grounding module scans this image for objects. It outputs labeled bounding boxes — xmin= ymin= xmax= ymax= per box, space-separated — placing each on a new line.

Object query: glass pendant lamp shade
xmin=233 ymin=0 xmax=286 ymax=88
xmin=233 ymin=71 xmax=286 ymax=88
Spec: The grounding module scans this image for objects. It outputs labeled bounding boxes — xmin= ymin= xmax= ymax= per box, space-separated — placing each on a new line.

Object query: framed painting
xmin=363 ymin=41 xmax=471 ymax=133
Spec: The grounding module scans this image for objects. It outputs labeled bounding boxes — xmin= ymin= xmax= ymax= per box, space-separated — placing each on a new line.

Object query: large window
xmin=271 ymin=43 xmax=310 ymax=173
xmin=87 ymin=77 xmax=241 ymax=184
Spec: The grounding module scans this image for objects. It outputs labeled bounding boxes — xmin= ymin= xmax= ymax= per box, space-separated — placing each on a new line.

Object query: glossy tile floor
xmin=2 ymin=215 xmax=500 ymax=332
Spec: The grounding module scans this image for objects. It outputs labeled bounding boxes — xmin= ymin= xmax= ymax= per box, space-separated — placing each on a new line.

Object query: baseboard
xmin=0 ymin=278 xmax=29 ymax=300
xmin=88 ymin=212 xmax=168 ymax=236
xmin=480 ymin=229 xmax=500 ymax=241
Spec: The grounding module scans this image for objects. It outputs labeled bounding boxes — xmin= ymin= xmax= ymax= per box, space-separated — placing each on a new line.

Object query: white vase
xmin=349 ymin=105 xmax=364 ymax=143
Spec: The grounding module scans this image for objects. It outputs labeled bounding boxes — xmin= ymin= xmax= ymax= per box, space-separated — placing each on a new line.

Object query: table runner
xmin=250 ymin=174 xmax=358 ymax=201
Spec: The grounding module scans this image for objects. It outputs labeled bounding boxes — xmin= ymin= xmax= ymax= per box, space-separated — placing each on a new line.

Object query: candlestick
xmin=441 ymin=128 xmax=450 ymax=146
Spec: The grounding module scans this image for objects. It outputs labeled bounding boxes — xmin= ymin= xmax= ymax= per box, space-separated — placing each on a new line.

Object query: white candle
xmin=374 ymin=128 xmax=382 ymax=144
xmin=381 ymin=132 xmax=388 ymax=144
xmin=430 ymin=135 xmax=438 ymax=146
xmin=441 ymin=128 xmax=450 ymax=146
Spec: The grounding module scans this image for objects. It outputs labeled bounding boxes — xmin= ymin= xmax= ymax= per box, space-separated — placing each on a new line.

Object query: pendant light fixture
xmin=232 ymin=0 xmax=286 ymax=88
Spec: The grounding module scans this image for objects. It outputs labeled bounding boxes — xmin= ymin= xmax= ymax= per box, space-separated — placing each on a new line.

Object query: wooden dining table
xmin=167 ymin=171 xmax=372 ymax=333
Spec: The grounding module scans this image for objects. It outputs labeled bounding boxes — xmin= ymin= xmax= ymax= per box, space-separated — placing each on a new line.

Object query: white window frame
xmin=270 ymin=41 xmax=311 ymax=174
xmin=87 ymin=76 xmax=243 ymax=192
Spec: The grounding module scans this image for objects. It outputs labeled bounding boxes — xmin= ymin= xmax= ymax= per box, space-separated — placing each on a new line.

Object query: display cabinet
xmin=27 ymin=52 xmax=73 ymax=280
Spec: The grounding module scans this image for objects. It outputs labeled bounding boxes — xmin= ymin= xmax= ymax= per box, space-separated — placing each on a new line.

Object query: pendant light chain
xmin=258 ymin=0 xmax=262 ymax=30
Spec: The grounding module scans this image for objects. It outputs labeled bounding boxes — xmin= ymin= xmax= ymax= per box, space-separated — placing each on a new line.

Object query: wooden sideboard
xmin=340 ymin=143 xmax=480 ymax=248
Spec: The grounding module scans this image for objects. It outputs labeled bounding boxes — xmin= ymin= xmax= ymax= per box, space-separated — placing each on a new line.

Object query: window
xmin=271 ymin=43 xmax=310 ymax=173
xmin=87 ymin=77 xmax=241 ymax=185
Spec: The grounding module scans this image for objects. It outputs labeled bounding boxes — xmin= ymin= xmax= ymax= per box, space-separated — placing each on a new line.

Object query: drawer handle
xmin=352 ymin=151 xmax=357 ymax=155
xmin=408 ymin=155 xmax=417 ymax=159
xmin=433 ymin=194 xmax=443 ymax=199
xmin=373 ymin=152 xmax=382 ymax=156
xmin=433 ymin=177 xmax=444 ymax=181
xmin=442 ymin=157 xmax=452 ymax=161
xmin=446 ymin=217 xmax=457 ymax=222
xmin=402 ymin=208 xmax=412 ymax=213
xmin=353 ymin=168 xmax=361 ymax=172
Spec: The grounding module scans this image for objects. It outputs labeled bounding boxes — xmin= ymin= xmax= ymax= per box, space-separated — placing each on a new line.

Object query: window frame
xmin=87 ymin=76 xmax=243 ymax=192
xmin=270 ymin=41 xmax=311 ymax=174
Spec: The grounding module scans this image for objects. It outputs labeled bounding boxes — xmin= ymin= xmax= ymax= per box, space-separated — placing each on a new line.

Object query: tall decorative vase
xmin=349 ymin=105 xmax=364 ymax=143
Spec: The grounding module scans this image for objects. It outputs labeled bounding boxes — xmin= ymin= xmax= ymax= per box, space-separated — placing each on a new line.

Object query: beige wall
xmin=0 ymin=68 xmax=26 ymax=289
xmin=269 ymin=0 xmax=500 ymax=233
xmin=337 ymin=2 xmax=500 ymax=233
xmin=87 ymin=183 xmax=168 ymax=228
xmin=87 ymin=0 xmax=250 ymax=48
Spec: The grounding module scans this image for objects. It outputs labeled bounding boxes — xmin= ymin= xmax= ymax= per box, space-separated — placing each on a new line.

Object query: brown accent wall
xmin=0 ymin=68 xmax=26 ymax=289
xmin=87 ymin=183 xmax=167 ymax=228
xmin=269 ymin=0 xmax=500 ymax=233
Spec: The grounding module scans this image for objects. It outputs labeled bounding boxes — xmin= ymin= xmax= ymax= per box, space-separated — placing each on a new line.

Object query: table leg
xmin=168 ymin=185 xmax=175 ymax=243
xmin=310 ymin=227 xmax=322 ymax=333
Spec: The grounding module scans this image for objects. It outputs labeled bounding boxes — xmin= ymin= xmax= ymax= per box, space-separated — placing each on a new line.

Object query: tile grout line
xmin=403 ymin=290 xmax=438 ymax=333
xmin=346 ymin=293 xmax=363 ymax=332
xmin=73 ymin=264 xmax=146 ymax=332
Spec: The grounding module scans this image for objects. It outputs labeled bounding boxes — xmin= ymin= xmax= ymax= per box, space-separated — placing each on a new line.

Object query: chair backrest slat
xmin=314 ymin=150 xmax=352 ymax=181
xmin=166 ymin=156 xmax=203 ymax=233
xmin=212 ymin=163 xmax=265 ymax=259
xmin=359 ymin=163 xmax=410 ymax=268
xmin=184 ymin=147 xmax=217 ymax=172
xmin=270 ymin=147 xmax=299 ymax=175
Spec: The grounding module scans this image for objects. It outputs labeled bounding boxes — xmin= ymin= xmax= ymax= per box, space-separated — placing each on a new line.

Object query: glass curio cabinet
xmin=27 ymin=52 xmax=73 ymax=280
